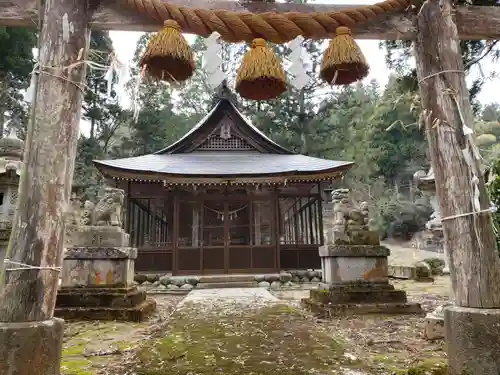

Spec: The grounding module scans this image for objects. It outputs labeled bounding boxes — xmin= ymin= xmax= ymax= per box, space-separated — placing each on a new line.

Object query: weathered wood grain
xmin=0 ymin=0 xmax=89 ymax=321
xmin=415 ymin=0 xmax=500 ymax=308
xmin=1 ymin=0 xmax=500 ymax=39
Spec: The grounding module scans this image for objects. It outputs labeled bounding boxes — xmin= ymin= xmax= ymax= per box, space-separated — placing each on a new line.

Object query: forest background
xmin=2 ymin=3 xmax=500 ymax=240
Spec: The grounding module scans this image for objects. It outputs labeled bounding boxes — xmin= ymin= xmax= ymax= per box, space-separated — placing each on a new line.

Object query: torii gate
xmin=0 ymin=0 xmax=499 ymax=374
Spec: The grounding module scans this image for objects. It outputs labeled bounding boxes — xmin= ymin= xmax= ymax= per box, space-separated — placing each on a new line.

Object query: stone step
xmin=197 ymin=274 xmax=275 ymax=283
xmin=310 ymin=289 xmax=407 ymax=304
xmin=196 ymin=281 xmax=258 ymax=289
xmin=55 ymin=298 xmax=157 ymax=322
xmin=301 ymin=298 xmax=423 ymax=317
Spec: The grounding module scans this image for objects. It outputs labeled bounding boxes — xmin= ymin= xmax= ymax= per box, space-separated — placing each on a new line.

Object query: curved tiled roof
xmin=94 ymin=97 xmax=354 ymax=180
xmin=95 ymin=151 xmax=353 ymax=177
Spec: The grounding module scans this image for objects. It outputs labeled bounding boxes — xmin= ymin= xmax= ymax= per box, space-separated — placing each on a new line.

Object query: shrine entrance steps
xmin=196 ymin=273 xmax=280 ymax=289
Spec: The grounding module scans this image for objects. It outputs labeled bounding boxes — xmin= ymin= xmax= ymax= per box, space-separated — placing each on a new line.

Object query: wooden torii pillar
xmin=0 ymin=0 xmax=498 ymax=374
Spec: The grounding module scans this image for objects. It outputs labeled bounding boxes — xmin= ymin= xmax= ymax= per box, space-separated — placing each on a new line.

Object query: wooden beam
xmin=0 ymin=0 xmax=89 ymax=321
xmin=2 ymin=0 xmax=500 ymax=40
xmin=415 ymin=0 xmax=500 ymax=308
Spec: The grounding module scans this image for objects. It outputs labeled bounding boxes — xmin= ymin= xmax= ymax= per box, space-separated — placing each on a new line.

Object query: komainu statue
xmin=329 ymin=189 xmax=379 ymax=245
xmin=80 ymin=187 xmax=125 ymax=227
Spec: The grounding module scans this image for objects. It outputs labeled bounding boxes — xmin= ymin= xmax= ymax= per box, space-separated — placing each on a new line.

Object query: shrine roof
xmin=95 ymin=151 xmax=353 ymax=178
xmin=94 ymin=96 xmax=354 ymax=182
xmin=155 ymin=98 xmax=291 ymax=154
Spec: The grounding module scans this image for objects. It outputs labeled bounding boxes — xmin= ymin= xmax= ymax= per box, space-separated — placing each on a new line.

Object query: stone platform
xmin=56 ymin=224 xmax=156 ymax=322
xmin=55 ymin=286 xmax=157 ymax=322
xmin=302 ymin=281 xmax=423 ymax=317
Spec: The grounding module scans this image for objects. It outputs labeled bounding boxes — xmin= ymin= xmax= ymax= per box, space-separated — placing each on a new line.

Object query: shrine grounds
xmin=60 ymin=276 xmax=449 ymax=375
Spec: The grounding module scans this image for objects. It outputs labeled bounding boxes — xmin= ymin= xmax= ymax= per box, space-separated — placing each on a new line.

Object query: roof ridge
xmin=154 ymin=98 xmax=293 ymax=155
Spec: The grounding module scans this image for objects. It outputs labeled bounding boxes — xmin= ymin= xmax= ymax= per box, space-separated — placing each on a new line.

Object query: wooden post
xmin=415 ymin=0 xmax=500 ymax=309
xmin=416 ymin=3 xmax=500 ymax=373
xmin=0 ymin=0 xmax=89 ymax=322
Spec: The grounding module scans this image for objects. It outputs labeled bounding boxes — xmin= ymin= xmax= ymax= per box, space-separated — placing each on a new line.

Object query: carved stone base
xmin=302 ymin=281 xmax=423 ymax=317
xmin=55 ymin=286 xmax=156 ymax=322
xmin=61 ymin=246 xmax=137 ymax=288
xmin=423 ymin=303 xmax=451 ymax=340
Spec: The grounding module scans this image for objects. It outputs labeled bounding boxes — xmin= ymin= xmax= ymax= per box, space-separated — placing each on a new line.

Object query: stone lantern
xmin=413 ymin=167 xmax=449 ymax=273
xmin=414 ymin=167 xmax=453 ymax=340
xmin=0 ymin=128 xmax=24 ymax=264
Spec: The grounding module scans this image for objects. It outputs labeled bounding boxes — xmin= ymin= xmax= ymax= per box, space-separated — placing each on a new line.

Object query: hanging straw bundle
xmin=235 ymin=38 xmax=287 ymax=101
xmin=320 ymin=26 xmax=369 ymax=85
xmin=139 ymin=20 xmax=195 ymax=83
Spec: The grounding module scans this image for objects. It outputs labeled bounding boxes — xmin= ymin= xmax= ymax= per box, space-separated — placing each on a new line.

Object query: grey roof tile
xmin=95 ymin=151 xmax=352 ymax=176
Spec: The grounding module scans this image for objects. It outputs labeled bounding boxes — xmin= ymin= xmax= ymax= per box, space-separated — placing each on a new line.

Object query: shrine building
xmin=94 ymin=94 xmax=353 ymax=275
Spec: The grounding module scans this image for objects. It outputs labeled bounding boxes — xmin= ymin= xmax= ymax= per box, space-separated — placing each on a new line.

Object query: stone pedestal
xmin=445 ymin=306 xmax=500 ymax=375
xmin=423 ymin=303 xmax=451 ymax=340
xmin=55 ymin=227 xmax=156 ymax=322
xmin=302 ymin=244 xmax=422 ymax=316
xmin=0 ymin=318 xmax=64 ymax=375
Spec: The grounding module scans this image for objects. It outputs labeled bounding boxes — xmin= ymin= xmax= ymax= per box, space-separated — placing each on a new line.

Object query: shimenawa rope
xmin=125 ymin=0 xmax=411 ymax=43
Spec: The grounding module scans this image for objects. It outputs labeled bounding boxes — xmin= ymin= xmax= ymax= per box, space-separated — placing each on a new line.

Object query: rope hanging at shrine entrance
xmin=125 ymin=0 xmax=412 ymax=100
xmin=204 ymin=204 xmax=248 ymax=221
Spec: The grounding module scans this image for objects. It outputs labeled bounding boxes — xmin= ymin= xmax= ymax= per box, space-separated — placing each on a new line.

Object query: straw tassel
xmin=139 ymin=20 xmax=195 ymax=83
xmin=235 ymin=38 xmax=287 ymax=101
xmin=320 ymin=26 xmax=369 ymax=85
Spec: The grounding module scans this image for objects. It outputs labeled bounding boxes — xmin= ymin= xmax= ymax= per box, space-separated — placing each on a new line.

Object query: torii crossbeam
xmin=0 ymin=0 xmax=499 ymax=374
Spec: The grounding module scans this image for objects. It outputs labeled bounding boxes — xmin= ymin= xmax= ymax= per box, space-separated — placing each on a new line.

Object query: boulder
xmin=265 ymin=274 xmax=280 ymax=282
xmin=159 ymin=276 xmax=171 ymax=287
xmin=167 ymin=284 xmax=179 ymax=290
xmin=186 ymin=276 xmax=199 ymax=286
xmin=258 ymin=281 xmax=271 ymax=288
xmin=146 ymin=274 xmax=159 ymax=283
xmin=170 ymin=277 xmax=186 ymax=287
xmin=307 ymin=270 xmax=319 ymax=279
xmin=279 ymin=272 xmax=292 ymax=283
xmin=296 ymin=270 xmax=308 ymax=278
xmin=254 ymin=275 xmax=266 ymax=283
xmin=270 ymin=281 xmax=281 ymax=289
xmin=134 ymin=274 xmax=148 ymax=284
xmin=180 ymin=283 xmax=194 ymax=290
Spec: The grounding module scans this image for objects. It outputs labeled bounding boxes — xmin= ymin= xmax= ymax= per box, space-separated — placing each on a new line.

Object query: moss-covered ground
xmin=130 ymin=303 xmax=368 ymax=375
xmin=61 ymin=276 xmax=450 ymax=375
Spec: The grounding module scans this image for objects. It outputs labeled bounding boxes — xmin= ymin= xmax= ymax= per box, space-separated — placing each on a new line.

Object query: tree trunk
xmin=415 ymin=0 xmax=500 ymax=308
xmin=0 ymin=0 xmax=89 ymax=322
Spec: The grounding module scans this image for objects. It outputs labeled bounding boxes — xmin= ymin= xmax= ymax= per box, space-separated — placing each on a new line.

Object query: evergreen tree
xmin=0 ymin=27 xmax=37 ymax=135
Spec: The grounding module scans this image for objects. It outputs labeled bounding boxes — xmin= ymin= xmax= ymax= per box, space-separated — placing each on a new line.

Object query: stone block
xmin=301 ymin=298 xmax=423 ymax=317
xmin=388 ymin=265 xmax=416 ymax=280
xmin=61 ymin=246 xmax=136 ymax=288
xmin=303 ymin=280 xmax=422 ymax=318
xmin=69 ymin=226 xmax=130 ymax=247
xmin=319 ymin=245 xmax=390 ymax=284
xmin=445 ymin=306 xmax=500 ymax=375
xmin=56 ymin=287 xmax=147 ymax=308
xmin=424 ymin=313 xmax=445 ymax=340
xmin=0 ymin=318 xmax=64 ymax=375
xmin=309 ymin=283 xmax=407 ymax=305
xmin=55 ymin=298 xmax=156 ymax=322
